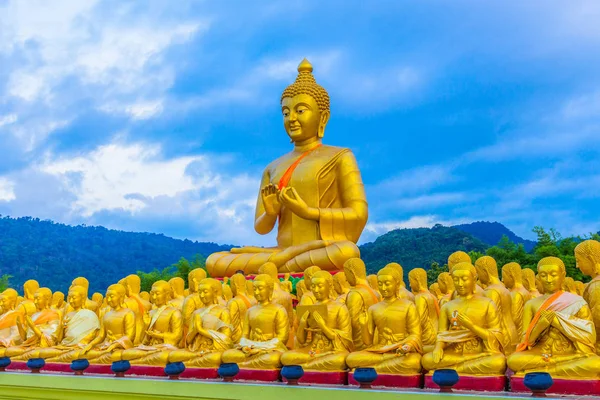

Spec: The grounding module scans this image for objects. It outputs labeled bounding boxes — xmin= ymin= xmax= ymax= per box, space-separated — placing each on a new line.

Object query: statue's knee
xmin=488 ymin=353 xmax=507 ymax=374
xmin=404 ymin=353 xmax=422 ymax=370
xmin=346 ymin=352 xmax=369 ymax=369
xmin=281 ymin=351 xmax=302 ymax=366
xmin=421 ymin=353 xmax=436 ymax=371
xmin=221 ymin=349 xmax=245 ymax=364
xmin=507 ymin=353 xmax=525 ymax=372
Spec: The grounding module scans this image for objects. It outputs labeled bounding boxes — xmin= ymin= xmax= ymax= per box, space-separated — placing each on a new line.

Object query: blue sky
xmin=0 ymin=1 xmax=599 ymax=246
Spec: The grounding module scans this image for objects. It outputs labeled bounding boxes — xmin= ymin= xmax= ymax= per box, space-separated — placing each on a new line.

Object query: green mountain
xmin=0 ymin=216 xmax=231 ymax=293
xmin=453 ymin=221 xmax=537 ymax=251
xmin=359 ymin=224 xmax=488 ymax=275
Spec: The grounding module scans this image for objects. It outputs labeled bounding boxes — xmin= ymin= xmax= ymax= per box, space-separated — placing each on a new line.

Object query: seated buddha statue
xmin=16 ymin=280 xmax=39 ymax=317
xmin=522 ymin=268 xmax=541 ymax=298
xmin=74 ymin=284 xmax=136 ymax=364
xmin=16 ymin=285 xmax=100 ymax=361
xmin=502 ymin=262 xmax=531 ymax=337
xmin=168 ymin=278 xmax=231 ymax=367
xmin=206 ymin=59 xmax=368 ymax=277
xmin=282 ymin=273 xmax=293 ymax=293
xmin=182 ymin=268 xmax=208 ymax=339
xmin=385 ymin=263 xmax=415 ymax=302
xmin=429 ymin=283 xmax=443 ymax=301
xmin=222 ymin=277 xmax=233 ymax=302
xmin=475 ymin=256 xmax=519 ymax=353
xmin=344 ymin=258 xmax=381 ymax=350
xmin=298 ymin=266 xmax=322 ymax=305
xmin=4 ymin=288 xmax=60 ymax=359
xmin=346 ymin=266 xmax=422 ymax=374
xmin=333 ymin=272 xmax=350 ymax=304
xmin=168 ymin=277 xmax=186 ymax=310
xmin=51 ymin=291 xmax=65 ymax=311
xmin=119 ymin=275 xmax=152 ymax=345
xmin=408 ymin=268 xmax=439 ymax=353
xmin=448 ymin=251 xmax=484 ymax=296
xmin=437 ymin=272 xmax=455 ymax=307
xmin=575 ymin=240 xmax=600 ymax=352
xmin=421 ymin=262 xmax=506 ymax=376
xmin=227 ymin=273 xmax=257 ymax=343
xmin=120 ymin=280 xmax=183 ymax=365
xmin=65 ymin=277 xmax=99 ymax=314
xmin=508 ymin=257 xmax=600 ymax=378
xmin=281 ymin=271 xmax=353 ymax=371
xmin=222 ymin=274 xmax=290 ymax=369
xmin=0 ymin=289 xmax=23 ymax=354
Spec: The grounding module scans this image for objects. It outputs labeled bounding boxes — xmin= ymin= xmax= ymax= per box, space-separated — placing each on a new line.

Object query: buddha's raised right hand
xmin=261 ymin=184 xmax=281 ymax=216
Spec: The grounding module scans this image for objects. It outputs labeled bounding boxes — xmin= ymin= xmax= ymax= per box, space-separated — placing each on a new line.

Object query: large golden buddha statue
xmin=421 ymin=262 xmax=506 ymax=376
xmin=206 ymin=59 xmax=368 ymax=277
xmin=168 ymin=278 xmax=231 ymax=367
xmin=475 ymin=256 xmax=518 ymax=353
xmin=222 ymin=274 xmax=290 ymax=369
xmin=346 ymin=266 xmax=422 ymax=374
xmin=508 ymin=257 xmax=600 ymax=378
xmin=4 ymin=288 xmax=60 ymax=359
xmin=408 ymin=268 xmax=439 ymax=353
xmin=575 ymin=239 xmax=600 ymax=352
xmin=344 ymin=258 xmax=380 ymax=350
xmin=502 ymin=262 xmax=531 ymax=337
xmin=281 ymin=271 xmax=352 ymax=371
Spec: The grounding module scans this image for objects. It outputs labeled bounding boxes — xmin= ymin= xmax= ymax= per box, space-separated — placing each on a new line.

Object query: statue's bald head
xmin=448 ymin=251 xmax=471 ymax=271
xmin=437 ymin=272 xmax=454 ymax=293
xmin=408 ymin=268 xmax=428 ymax=291
xmin=188 ymin=268 xmax=208 ymax=293
xmin=303 ymin=266 xmax=322 ymax=287
xmin=502 ymin=262 xmax=522 ymax=288
xmin=378 ymin=266 xmax=402 ymax=286
xmin=24 ymin=280 xmax=40 ymax=298
xmin=254 ymin=274 xmax=274 ymax=291
xmin=107 ymin=283 xmax=127 ymax=297
xmin=538 ymin=257 xmax=566 ymax=276
xmin=72 ymin=277 xmax=89 ymax=290
xmin=230 ymin=273 xmax=247 ymax=296
xmin=575 ymin=240 xmax=600 ymax=276
xmin=124 ymin=275 xmax=141 ymax=294
xmin=36 ymin=287 xmax=52 ymax=301
xmin=169 ymin=277 xmax=185 ymax=297
xmin=475 ymin=256 xmax=498 ymax=283
xmin=2 ymin=288 xmax=18 ymax=302
xmin=343 ymin=258 xmax=366 ymax=285
xmin=258 ymin=262 xmax=278 ymax=279
xmin=451 ymin=262 xmax=478 ymax=279
xmin=521 ymin=268 xmax=536 ymax=291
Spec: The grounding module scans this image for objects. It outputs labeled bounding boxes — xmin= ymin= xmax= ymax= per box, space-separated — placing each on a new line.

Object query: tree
xmin=426 ymin=262 xmax=448 ymax=286
xmin=0 ymin=274 xmax=11 ymax=291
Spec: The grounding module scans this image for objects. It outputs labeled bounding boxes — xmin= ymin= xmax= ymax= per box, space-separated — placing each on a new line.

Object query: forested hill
xmin=453 ymin=221 xmax=537 ymax=251
xmin=0 ymin=216 xmax=231 ymax=293
xmin=360 ymin=224 xmax=488 ymax=275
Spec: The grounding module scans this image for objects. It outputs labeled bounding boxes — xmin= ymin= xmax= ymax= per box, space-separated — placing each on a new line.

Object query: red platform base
xmin=511 ymin=375 xmax=600 ymax=396
xmin=348 ymin=372 xmax=421 ymax=388
xmin=282 ymin=370 xmax=348 ymax=385
xmin=425 ymin=374 xmax=506 ymax=392
xmin=236 ymin=369 xmax=280 ymax=382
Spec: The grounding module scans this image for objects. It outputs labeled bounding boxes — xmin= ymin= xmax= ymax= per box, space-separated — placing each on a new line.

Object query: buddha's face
xmin=378 ymin=274 xmax=398 ymax=300
xmin=311 ymin=277 xmax=330 ymax=301
xmin=282 ymin=94 xmax=323 ymax=143
xmin=538 ymin=264 xmax=564 ymax=294
xmin=198 ymin=283 xmax=215 ymax=306
xmin=253 ymin=280 xmax=271 ymax=302
xmin=452 ymin=270 xmax=475 ymax=296
xmin=33 ymin=292 xmax=49 ymax=310
xmin=106 ymin=289 xmax=122 ymax=309
xmin=68 ymin=290 xmax=84 ymax=309
xmin=150 ymin=284 xmax=170 ymax=307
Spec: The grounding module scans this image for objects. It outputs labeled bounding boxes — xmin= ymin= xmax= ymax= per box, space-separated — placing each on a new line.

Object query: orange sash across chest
xmin=0 ymin=311 xmax=18 ymax=329
xmin=278 ymin=144 xmax=322 ymax=189
xmin=516 ymin=290 xmax=563 ymax=352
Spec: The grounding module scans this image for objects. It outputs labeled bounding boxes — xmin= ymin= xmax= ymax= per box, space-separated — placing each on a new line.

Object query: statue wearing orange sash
xmin=0 ymin=289 xmax=23 ymax=355
xmin=508 ymin=257 xmax=600 ymax=378
xmin=206 ymin=59 xmax=368 ymax=277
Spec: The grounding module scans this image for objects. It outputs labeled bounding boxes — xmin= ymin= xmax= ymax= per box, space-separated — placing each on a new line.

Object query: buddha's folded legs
xmin=3 ymin=347 xmax=27 ymax=358
xmin=167 ymin=349 xmax=222 ymax=367
xmin=347 ymin=351 xmax=421 ymax=374
xmin=422 ymin=352 xmax=506 ymax=375
xmin=120 ymin=349 xmax=171 ymax=366
xmin=14 ymin=347 xmax=68 ymax=361
xmin=47 ymin=349 xmax=83 ymax=363
xmin=222 ymin=349 xmax=283 ymax=369
xmin=282 ymin=350 xmax=348 ymax=371
xmin=508 ymin=352 xmax=600 ymax=378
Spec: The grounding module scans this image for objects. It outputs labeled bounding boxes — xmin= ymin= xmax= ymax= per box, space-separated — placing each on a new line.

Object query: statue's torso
xmin=247 ymin=304 xmax=283 ymax=340
xmin=103 ymin=309 xmax=131 ymax=337
xmin=370 ymin=299 xmax=412 ymax=344
xmin=444 ymin=297 xmax=494 ymax=354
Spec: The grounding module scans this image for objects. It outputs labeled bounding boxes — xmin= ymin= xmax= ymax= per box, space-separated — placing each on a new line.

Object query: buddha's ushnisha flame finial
xmin=281 ymin=58 xmax=330 ymax=112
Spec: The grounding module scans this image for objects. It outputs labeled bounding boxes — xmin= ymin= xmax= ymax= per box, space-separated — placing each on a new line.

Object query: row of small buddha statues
xmin=1 ymin=239 xmax=600 ymax=380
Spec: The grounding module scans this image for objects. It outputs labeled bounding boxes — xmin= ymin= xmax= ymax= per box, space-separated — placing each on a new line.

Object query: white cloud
xmin=0 ymin=178 xmax=16 ymax=202
xmin=0 ymin=114 xmax=18 ymax=127
xmin=364 ymin=215 xmax=466 ymax=237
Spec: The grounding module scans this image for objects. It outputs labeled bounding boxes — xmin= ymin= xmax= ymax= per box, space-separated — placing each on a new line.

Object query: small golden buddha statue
xmin=76 ymin=284 xmax=136 ymax=364
xmin=437 ymin=272 xmax=455 ymax=307
xmin=281 ymin=271 xmax=352 ymax=371
xmin=385 ymin=263 xmax=415 ymax=302
xmin=296 ymin=279 xmax=306 ymax=301
xmin=344 ymin=258 xmax=381 ymax=350
xmin=119 ymin=274 xmax=152 ymax=345
xmin=575 ymin=240 xmax=600 ymax=352
xmin=66 ymin=277 xmax=99 ymax=313
xmin=502 ymin=262 xmax=531 ymax=337
xmin=17 ymin=280 xmax=39 ymax=317
xmin=0 ymin=289 xmax=23 ymax=353
xmin=168 ymin=278 xmax=231 ymax=367
xmin=421 ymin=262 xmax=506 ymax=375
xmin=298 ymin=266 xmax=322 ymax=305
xmin=51 ymin=291 xmax=65 ymax=310
xmin=182 ymin=268 xmax=208 ymax=336
xmin=245 ymin=279 xmax=255 ymax=300
xmin=92 ymin=292 xmax=104 ymax=309
xmin=4 ymin=288 xmax=60 ymax=358
xmin=168 ymin=277 xmax=186 ymax=310
xmin=367 ymin=274 xmax=380 ymax=296
xmin=16 ymin=285 xmax=100 ymax=361
xmin=222 ymin=274 xmax=290 ymax=369
xmin=429 ymin=283 xmax=443 ymax=301
xmin=346 ymin=267 xmax=422 ymax=373
xmin=259 ymin=263 xmax=294 ymax=325
xmin=475 ymin=256 xmax=519 ymax=353
xmin=408 ymin=268 xmax=439 ymax=353
xmin=508 ymin=257 xmax=600 ymax=378
xmin=562 ymin=277 xmax=578 ymax=294
xmin=282 ymin=273 xmax=293 ymax=293
xmin=522 ymin=268 xmax=541 ymax=298
xmin=227 ymin=273 xmax=257 ymax=343
xmin=448 ymin=251 xmax=485 ymax=296
xmin=206 ymin=59 xmax=368 ymax=276
xmin=333 ymin=272 xmax=350 ymax=304
xmin=222 ymin=277 xmax=233 ymax=302
xmin=120 ymin=280 xmax=183 ymax=365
